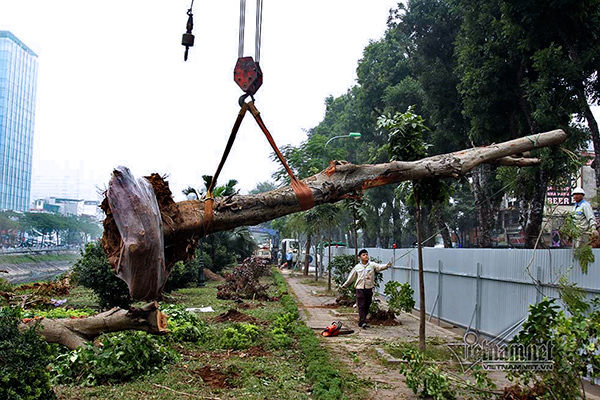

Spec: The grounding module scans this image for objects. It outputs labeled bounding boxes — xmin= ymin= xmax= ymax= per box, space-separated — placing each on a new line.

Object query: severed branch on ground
xmin=19 ymin=301 xmax=167 ymax=350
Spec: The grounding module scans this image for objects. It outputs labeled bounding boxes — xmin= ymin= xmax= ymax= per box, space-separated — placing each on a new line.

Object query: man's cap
xmin=573 ymin=187 xmax=585 ymax=195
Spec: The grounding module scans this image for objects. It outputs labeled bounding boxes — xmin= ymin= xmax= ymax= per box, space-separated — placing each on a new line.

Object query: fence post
xmin=536 ymin=265 xmax=542 ymax=304
xmin=476 ymin=262 xmax=482 ymax=334
xmin=392 ymin=246 xmax=396 ymax=282
xmin=409 ymin=258 xmax=414 ymax=287
xmin=438 ymin=259 xmax=443 ymax=326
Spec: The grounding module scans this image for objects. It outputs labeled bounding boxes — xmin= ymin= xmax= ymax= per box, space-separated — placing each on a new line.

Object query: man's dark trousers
xmin=356 ymin=288 xmax=373 ymax=326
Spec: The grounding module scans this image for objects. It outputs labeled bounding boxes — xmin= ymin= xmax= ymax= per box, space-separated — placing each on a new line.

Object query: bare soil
xmin=213 ymin=308 xmax=260 ymax=324
xmin=192 ymin=365 xmax=239 ymax=389
xmin=203 ymin=268 xmax=225 ymax=282
xmin=236 ymin=301 xmax=265 ymax=309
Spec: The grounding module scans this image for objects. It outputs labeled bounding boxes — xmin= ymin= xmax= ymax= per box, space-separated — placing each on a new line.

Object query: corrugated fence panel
xmin=325 ymin=247 xmax=600 ymax=339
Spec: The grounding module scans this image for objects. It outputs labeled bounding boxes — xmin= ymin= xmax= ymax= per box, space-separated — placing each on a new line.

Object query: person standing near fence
xmin=341 ymin=249 xmax=391 ymax=328
xmin=572 ymin=187 xmax=598 ymax=247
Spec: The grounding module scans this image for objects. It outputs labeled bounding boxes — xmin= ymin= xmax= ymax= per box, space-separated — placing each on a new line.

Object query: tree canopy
xmin=267 ymin=0 xmax=598 ymax=249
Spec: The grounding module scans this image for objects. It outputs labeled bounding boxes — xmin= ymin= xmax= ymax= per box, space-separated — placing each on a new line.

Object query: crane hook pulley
xmin=234 ymin=0 xmax=264 ymax=96
xmin=181 ymin=0 xmax=195 ymax=61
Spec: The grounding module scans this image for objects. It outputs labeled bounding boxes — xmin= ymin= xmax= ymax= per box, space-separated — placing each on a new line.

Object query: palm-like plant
xmin=182 ymin=178 xmax=252 ymax=271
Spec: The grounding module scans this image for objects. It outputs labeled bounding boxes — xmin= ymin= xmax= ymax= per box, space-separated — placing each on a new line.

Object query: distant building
xmin=0 ymin=31 xmax=38 ymax=212
xmin=31 ymin=197 xmax=103 ymax=220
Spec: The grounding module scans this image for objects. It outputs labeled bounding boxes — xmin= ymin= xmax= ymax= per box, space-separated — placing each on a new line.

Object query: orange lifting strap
xmin=202 ymin=99 xmax=314 ymax=234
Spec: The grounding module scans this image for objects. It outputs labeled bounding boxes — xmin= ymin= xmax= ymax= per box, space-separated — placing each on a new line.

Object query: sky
xmin=0 ymin=1 xmax=400 ymax=202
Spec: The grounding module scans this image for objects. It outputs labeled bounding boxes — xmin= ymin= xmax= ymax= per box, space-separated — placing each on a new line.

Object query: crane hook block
xmin=234 ymin=56 xmax=263 ymax=96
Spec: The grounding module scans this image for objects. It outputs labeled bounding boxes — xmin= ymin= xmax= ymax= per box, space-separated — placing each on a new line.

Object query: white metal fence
xmin=324 ymin=246 xmax=600 ymax=340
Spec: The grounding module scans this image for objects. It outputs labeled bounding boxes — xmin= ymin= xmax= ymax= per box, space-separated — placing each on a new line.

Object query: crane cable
xmin=237 ymin=0 xmax=263 ymax=62
xmin=202 ymin=0 xmax=314 ymax=235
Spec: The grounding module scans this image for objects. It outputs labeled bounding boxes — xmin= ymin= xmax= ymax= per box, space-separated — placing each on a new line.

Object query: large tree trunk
xmin=391 ymin=200 xmax=402 ymax=247
xmin=574 ymin=83 xmax=600 ymax=188
xmin=524 ymin=169 xmax=549 ymax=248
xmin=303 ymin=234 xmax=311 ymax=276
xmin=20 ymin=302 xmax=167 ymax=350
xmin=472 ymin=164 xmax=498 ymax=247
xmin=101 ymin=130 xmax=566 ymax=300
xmin=432 ymin=202 xmax=453 ymax=248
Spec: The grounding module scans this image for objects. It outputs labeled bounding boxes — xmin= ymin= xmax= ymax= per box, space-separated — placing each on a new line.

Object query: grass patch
xmin=61 ymin=286 xmax=100 ymax=310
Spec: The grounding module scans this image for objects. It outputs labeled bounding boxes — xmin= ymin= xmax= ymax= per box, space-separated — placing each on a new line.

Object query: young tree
xmin=378 ymin=106 xmax=431 ymax=351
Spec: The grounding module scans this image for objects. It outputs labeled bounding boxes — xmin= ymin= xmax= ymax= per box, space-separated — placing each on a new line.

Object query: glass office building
xmin=0 ymin=31 xmax=38 ymax=212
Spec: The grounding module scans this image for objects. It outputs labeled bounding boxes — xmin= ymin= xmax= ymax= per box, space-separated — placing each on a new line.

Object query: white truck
xmin=279 ymin=238 xmax=299 ymax=266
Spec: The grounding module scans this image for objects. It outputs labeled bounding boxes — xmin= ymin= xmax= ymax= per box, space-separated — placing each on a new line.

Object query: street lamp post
xmin=324 ymin=132 xmax=362 ymax=148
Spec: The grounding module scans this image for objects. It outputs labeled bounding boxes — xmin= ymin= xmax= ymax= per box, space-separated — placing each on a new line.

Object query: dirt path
xmin=283 ymin=270 xmax=600 ymax=400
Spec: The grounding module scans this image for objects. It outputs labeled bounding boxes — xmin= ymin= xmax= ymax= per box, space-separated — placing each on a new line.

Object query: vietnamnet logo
xmin=447 ymin=331 xmax=554 ymax=372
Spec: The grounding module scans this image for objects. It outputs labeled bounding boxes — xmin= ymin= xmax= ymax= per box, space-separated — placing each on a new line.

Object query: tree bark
xmin=574 ymin=83 xmax=600 ymax=188
xmin=472 ymin=165 xmax=495 ymax=247
xmin=101 ymin=130 xmax=566 ymax=300
xmin=303 ymin=234 xmax=311 ymax=276
xmin=20 ymin=302 xmax=167 ymax=350
xmin=524 ymin=168 xmax=549 ymax=248
xmin=433 ymin=203 xmax=453 ymax=248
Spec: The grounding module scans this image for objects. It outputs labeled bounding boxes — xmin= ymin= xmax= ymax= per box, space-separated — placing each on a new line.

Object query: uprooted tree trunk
xmin=20 ymin=302 xmax=167 ymax=350
xmin=100 ymin=130 xmax=566 ymax=302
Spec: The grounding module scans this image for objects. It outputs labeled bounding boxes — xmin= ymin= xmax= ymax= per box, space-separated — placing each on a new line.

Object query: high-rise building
xmin=0 ymin=31 xmax=38 ymax=212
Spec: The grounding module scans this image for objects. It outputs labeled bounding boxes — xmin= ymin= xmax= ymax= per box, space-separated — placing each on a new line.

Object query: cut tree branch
xmin=20 ymin=302 xmax=167 ymax=350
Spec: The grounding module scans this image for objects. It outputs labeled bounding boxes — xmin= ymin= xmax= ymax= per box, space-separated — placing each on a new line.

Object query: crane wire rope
xmin=255 ymin=0 xmax=263 ymax=63
xmin=238 ymin=0 xmax=246 ymax=58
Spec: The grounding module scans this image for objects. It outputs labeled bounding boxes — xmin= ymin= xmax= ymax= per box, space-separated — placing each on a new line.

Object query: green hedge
xmin=272 ymin=270 xmax=350 ymax=400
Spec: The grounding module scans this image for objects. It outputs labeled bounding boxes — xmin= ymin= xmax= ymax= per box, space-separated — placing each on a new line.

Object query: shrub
xmin=271 ymin=311 xmax=298 ymax=332
xmin=0 ymin=306 xmax=55 ymax=400
xmin=163 ymin=259 xmax=199 ymax=293
xmin=0 ymin=276 xmax=12 ymax=292
xmin=399 ymin=348 xmax=455 ymax=400
xmin=22 ymin=307 xmax=95 ymax=319
xmin=220 ymin=323 xmax=260 ymax=350
xmin=51 ymin=331 xmax=179 ymax=386
xmin=272 ymin=269 xmax=352 ymax=399
xmin=269 ymin=326 xmax=293 ymax=349
xmin=269 ymin=312 xmax=298 ymax=349
xmin=160 ymin=304 xmax=210 ymax=343
xmin=71 ymin=241 xmax=132 ymax=309
xmin=384 ymin=281 xmax=416 ymax=314
xmin=508 ymin=296 xmax=600 ymax=399
xmin=295 ymin=322 xmax=345 ymax=400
